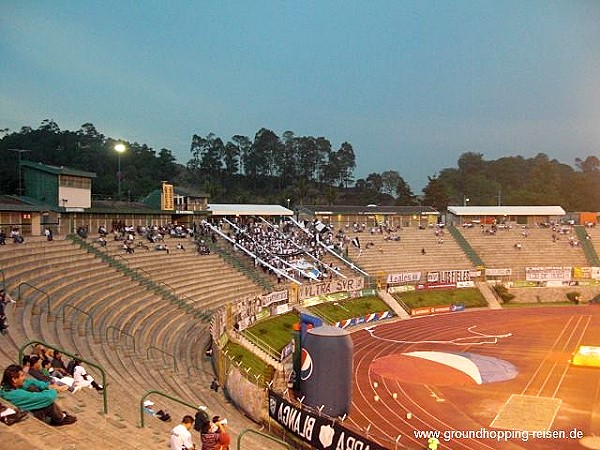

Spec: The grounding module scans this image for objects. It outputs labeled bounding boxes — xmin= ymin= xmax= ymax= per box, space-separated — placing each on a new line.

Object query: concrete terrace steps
xmin=0 ymin=237 xmax=266 ymax=449
xmin=459 ymin=226 xmax=588 ymax=278
xmin=346 ymin=226 xmax=474 ymax=276
xmin=90 ymin=238 xmax=267 ymax=313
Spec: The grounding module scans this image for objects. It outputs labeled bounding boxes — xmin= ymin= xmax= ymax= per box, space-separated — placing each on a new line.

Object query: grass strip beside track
xmin=392 ymin=287 xmax=488 ymax=309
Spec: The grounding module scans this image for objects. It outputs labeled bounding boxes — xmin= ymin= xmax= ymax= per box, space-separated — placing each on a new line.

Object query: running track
xmin=348 ymin=306 xmax=600 ymax=450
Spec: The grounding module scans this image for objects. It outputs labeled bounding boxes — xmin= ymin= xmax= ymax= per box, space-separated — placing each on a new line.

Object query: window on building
xmin=59 ymin=175 xmax=91 ymax=189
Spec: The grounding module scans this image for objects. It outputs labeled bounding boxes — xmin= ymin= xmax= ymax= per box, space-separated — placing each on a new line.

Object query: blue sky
xmin=1 ymin=1 xmax=599 ymax=192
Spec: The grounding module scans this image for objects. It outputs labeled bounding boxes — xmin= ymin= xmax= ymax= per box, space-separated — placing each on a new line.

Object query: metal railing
xmin=237 ymin=428 xmax=294 ymax=450
xmin=62 ymin=303 xmax=95 ymax=336
xmin=17 ymin=282 xmax=51 ymax=313
xmin=106 ymin=325 xmax=136 ymax=353
xmin=146 ymin=345 xmax=177 ymax=371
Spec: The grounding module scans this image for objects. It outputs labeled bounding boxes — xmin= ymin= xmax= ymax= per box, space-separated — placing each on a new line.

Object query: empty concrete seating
xmin=346 ymin=227 xmax=474 ymax=276
xmin=459 ymin=225 xmax=587 ymax=279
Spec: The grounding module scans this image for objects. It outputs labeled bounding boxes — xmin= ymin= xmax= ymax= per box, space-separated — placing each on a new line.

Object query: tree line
xmin=1 ymin=120 xmax=599 ymax=211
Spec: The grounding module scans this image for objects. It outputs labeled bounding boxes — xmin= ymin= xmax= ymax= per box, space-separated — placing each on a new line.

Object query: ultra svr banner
xmin=268 ymin=391 xmax=386 ymax=450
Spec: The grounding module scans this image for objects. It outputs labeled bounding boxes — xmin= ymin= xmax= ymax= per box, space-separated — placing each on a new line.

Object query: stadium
xmin=1 ymin=170 xmax=600 ymax=450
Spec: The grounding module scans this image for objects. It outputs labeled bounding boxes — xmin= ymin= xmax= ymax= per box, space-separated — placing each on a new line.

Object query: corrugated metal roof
xmin=301 ymin=205 xmax=439 ymax=215
xmin=21 ymin=160 xmax=97 ymax=178
xmin=447 ymin=206 xmax=566 ymax=216
xmin=207 ymin=204 xmax=293 ymax=216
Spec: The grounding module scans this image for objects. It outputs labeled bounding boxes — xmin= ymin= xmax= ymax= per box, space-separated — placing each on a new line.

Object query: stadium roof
xmin=302 ymin=205 xmax=439 ymax=215
xmin=21 ymin=160 xmax=97 ymax=178
xmin=447 ymin=206 xmax=566 ymax=216
xmin=207 ymin=204 xmax=293 ymax=216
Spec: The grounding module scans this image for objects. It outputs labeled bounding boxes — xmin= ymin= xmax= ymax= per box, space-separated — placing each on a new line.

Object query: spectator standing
xmin=200 ymin=417 xmax=229 ymax=450
xmin=170 ymin=415 xmax=196 ymax=450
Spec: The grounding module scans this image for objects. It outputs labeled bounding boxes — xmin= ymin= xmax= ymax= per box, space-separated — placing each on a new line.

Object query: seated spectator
xmin=28 ymin=356 xmax=77 ymax=392
xmin=0 ymin=289 xmax=15 ymax=334
xmin=0 ymin=229 xmax=5 ymax=245
xmin=69 ymin=358 xmax=103 ymax=392
xmin=50 ymin=351 xmax=69 ymax=377
xmin=98 ymin=236 xmax=107 ymax=247
xmin=143 ymin=400 xmax=171 ymax=422
xmin=44 ymin=227 xmax=53 ymax=241
xmin=123 ymin=241 xmax=135 ymax=254
xmin=11 ymin=227 xmax=24 ymax=244
xmin=0 ymin=364 xmax=76 ymax=426
xmin=176 ymin=243 xmax=186 ymax=251
xmin=155 ymin=243 xmax=170 ymax=254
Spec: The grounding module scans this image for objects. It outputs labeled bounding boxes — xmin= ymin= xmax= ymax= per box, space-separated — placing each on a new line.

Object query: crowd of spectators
xmin=0 ymin=345 xmax=106 ymax=428
xmin=209 ymin=218 xmax=344 ymax=283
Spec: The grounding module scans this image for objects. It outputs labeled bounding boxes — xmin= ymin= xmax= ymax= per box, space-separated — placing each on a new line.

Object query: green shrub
xmin=494 ymin=284 xmax=515 ymax=303
xmin=566 ymin=291 xmax=581 ymax=304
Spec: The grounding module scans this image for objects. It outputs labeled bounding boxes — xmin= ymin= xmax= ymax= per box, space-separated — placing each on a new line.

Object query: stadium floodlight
xmin=114 ymin=143 xmax=126 ymax=198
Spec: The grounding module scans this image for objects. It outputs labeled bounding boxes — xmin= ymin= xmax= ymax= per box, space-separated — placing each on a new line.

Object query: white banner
xmin=261 ymin=290 xmax=288 ymax=307
xmin=525 ymin=267 xmax=572 ymax=282
xmin=388 ymin=285 xmax=416 ymax=293
xmin=387 ymin=272 xmax=421 ymax=284
xmin=485 ymin=268 xmax=512 ymax=276
xmin=299 ymin=277 xmax=365 ymax=300
xmin=428 ymin=270 xmax=471 ymax=284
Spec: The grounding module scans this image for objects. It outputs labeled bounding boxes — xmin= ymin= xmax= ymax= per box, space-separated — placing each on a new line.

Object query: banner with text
xmin=387 ymin=271 xmax=422 ymax=284
xmin=268 ymin=391 xmax=387 ymax=450
xmin=427 ymin=269 xmax=472 ymax=284
xmin=485 ymin=268 xmax=512 ymax=276
xmin=299 ymin=277 xmax=365 ymax=300
xmin=525 ymin=267 xmax=572 ymax=282
xmin=410 ymin=304 xmax=465 ymax=316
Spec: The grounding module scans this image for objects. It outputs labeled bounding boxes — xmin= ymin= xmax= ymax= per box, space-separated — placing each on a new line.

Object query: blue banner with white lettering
xmin=268 ymin=391 xmax=387 ymax=450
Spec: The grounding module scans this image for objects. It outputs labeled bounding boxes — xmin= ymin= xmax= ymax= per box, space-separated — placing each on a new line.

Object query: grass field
xmin=223 ymin=341 xmax=275 ymax=384
xmin=392 ymin=287 xmax=487 ymax=309
xmin=243 ymin=295 xmax=394 ymax=356
xmin=307 ymin=295 xmax=391 ymax=323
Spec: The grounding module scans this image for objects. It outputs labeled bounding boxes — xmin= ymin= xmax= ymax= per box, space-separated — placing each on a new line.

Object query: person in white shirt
xmin=170 ymin=415 xmax=196 ymax=450
xmin=70 ymin=359 xmax=103 ymax=392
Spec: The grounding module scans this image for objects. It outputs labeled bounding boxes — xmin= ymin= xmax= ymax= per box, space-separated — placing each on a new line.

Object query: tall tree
xmin=381 ymin=170 xmax=401 ymax=196
xmin=395 ymin=177 xmax=417 ymax=205
xmin=337 ymin=142 xmax=356 ymax=187
xmin=422 ymin=175 xmax=450 ymax=210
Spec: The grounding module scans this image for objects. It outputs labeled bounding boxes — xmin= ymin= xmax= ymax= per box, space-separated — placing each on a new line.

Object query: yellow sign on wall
xmin=161 ymin=183 xmax=174 ymax=210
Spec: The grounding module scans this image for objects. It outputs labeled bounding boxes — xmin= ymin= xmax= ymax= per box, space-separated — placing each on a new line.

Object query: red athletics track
xmin=348 ymin=306 xmax=600 ymax=450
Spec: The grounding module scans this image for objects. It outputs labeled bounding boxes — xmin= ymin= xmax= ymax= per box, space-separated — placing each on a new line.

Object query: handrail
xmin=146 ymin=345 xmax=177 ymax=372
xmin=106 ymin=325 xmax=136 ymax=353
xmin=447 ymin=225 xmax=486 ymax=267
xmin=18 ymin=339 xmax=108 ymax=414
xmin=187 ymin=365 xmax=215 ymax=378
xmin=139 ymin=389 xmax=204 ymax=428
xmin=223 ymin=217 xmax=321 ymax=282
xmin=205 ymin=222 xmax=300 ymax=285
xmin=62 ymin=303 xmax=94 ymax=336
xmin=259 ymin=216 xmax=347 ymax=279
xmin=70 ymin=234 xmax=211 ymax=321
xmin=287 ymin=216 xmax=370 ymax=277
xmin=575 ymin=226 xmax=600 ymax=266
xmin=237 ymin=428 xmax=294 ymax=450
xmin=17 ymin=282 xmax=51 ymax=313
xmin=240 ymin=328 xmax=280 ymax=361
